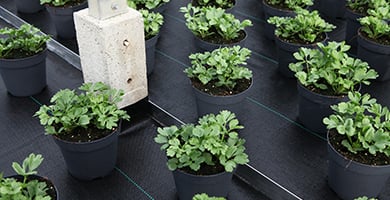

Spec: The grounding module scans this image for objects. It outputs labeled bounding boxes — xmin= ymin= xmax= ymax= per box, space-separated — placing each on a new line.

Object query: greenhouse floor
xmin=1 ymin=0 xmax=390 ymax=199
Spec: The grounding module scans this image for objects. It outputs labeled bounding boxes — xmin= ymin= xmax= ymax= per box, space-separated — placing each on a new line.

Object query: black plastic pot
xmin=192 ymin=79 xmax=252 ymax=119
xmin=53 ymin=128 xmax=119 ymax=181
xmin=262 ymin=0 xmax=296 ymax=40
xmin=357 ymin=30 xmax=390 ymax=82
xmin=318 ymin=0 xmax=346 ymax=18
xmin=145 ymin=32 xmax=160 ymax=76
xmin=7 ymin=175 xmax=58 ymax=200
xmin=193 ymin=30 xmax=247 ymax=52
xmin=15 ymin=0 xmax=43 ymax=14
xmin=45 ymin=1 xmax=88 ymax=39
xmin=345 ymin=8 xmax=365 ymax=53
xmin=152 ymin=2 xmax=168 ymax=13
xmin=327 ymin=133 xmax=390 ymax=199
xmin=275 ymin=35 xmax=326 ymax=78
xmin=172 ymin=169 xmax=233 ymax=200
xmin=297 ymin=83 xmax=350 ymax=135
xmin=0 ymin=49 xmax=47 ymax=97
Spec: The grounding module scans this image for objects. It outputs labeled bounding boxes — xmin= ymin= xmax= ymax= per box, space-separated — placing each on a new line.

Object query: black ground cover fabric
xmin=1 ymin=0 xmax=390 ymax=199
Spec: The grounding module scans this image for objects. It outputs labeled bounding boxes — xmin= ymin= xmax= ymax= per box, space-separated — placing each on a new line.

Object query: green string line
xmin=246 ymin=97 xmax=327 ymax=141
xmin=165 ymin=13 xmax=185 ymax=23
xmin=29 ymin=96 xmax=43 ymax=106
xmin=251 ymin=51 xmax=278 ymax=65
xmin=235 ymin=10 xmax=266 ymax=23
xmin=115 ymin=167 xmax=155 ymax=200
xmin=156 ymin=49 xmax=189 ymax=68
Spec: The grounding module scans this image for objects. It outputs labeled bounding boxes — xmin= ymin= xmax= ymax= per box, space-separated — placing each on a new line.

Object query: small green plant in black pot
xmin=34 ymin=82 xmax=130 ymax=180
xmin=127 ymin=0 xmax=169 ymax=11
xmin=0 ymin=153 xmax=57 ymax=200
xmin=323 ymin=91 xmax=390 ymax=199
xmin=0 ymin=24 xmax=50 ymax=96
xmin=155 ymin=110 xmax=249 ymax=199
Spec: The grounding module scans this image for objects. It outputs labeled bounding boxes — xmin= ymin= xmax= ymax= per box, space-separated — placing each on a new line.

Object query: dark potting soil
xmin=44 ymin=0 xmax=86 ymax=8
xmin=281 ymin=33 xmax=327 ymax=45
xmin=191 ymin=0 xmax=235 ymax=9
xmin=361 ymin=31 xmax=390 ymax=46
xmin=305 ymin=84 xmax=348 ymax=97
xmin=11 ymin=175 xmax=57 ymax=200
xmin=180 ymin=162 xmax=225 ymax=176
xmin=347 ymin=5 xmax=370 ymax=16
xmin=1 ymin=46 xmax=46 ymax=59
xmin=54 ymin=126 xmax=113 ymax=143
xmin=191 ymin=78 xmax=251 ymax=96
xmin=329 ymin=130 xmax=390 ymax=166
xmin=202 ymin=30 xmax=246 ymax=45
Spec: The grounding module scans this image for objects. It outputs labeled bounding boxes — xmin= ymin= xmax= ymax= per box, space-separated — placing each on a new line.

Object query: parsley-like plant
xmin=265 ymin=0 xmax=313 ymax=10
xmin=40 ymin=0 xmax=85 ymax=7
xmin=0 ymin=24 xmax=50 ymax=59
xmin=0 ymin=153 xmax=53 ymax=200
xmin=323 ymin=92 xmax=390 ymax=156
xmin=347 ymin=0 xmax=389 ymax=16
xmin=180 ymin=4 xmax=252 ymax=43
xmin=184 ymin=46 xmax=252 ymax=92
xmin=140 ymin=9 xmax=164 ymax=40
xmin=358 ymin=2 xmax=390 ymax=45
xmin=193 ymin=193 xmax=226 ymax=200
xmin=354 ymin=197 xmax=378 ymax=200
xmin=155 ymin=110 xmax=249 ymax=173
xmin=267 ymin=8 xmax=336 ymax=43
xmin=34 ymin=82 xmax=130 ymax=138
xmin=289 ymin=41 xmax=378 ymax=95
xmin=127 ymin=0 xmax=169 ymax=10
xmin=193 ymin=0 xmax=235 ymax=9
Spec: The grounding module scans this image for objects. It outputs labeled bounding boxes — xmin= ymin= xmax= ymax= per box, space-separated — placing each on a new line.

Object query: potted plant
xmin=289 ymin=41 xmax=378 ymax=134
xmin=34 ymin=82 xmax=130 ymax=181
xmin=136 ymin=8 xmax=164 ymax=75
xmin=40 ymin=0 xmax=88 ymax=39
xmin=127 ymin=0 xmax=170 ymax=13
xmin=184 ymin=46 xmax=252 ymax=118
xmin=345 ymin=0 xmax=388 ymax=52
xmin=323 ymin=91 xmax=390 ymax=199
xmin=357 ymin=5 xmax=390 ymax=81
xmin=262 ymin=0 xmax=314 ymax=40
xmin=267 ymin=8 xmax=336 ymax=77
xmin=193 ymin=193 xmax=226 ymax=200
xmin=355 ymin=197 xmax=378 ymax=200
xmin=154 ymin=110 xmax=249 ymax=199
xmin=15 ymin=0 xmax=44 ymax=14
xmin=0 ymin=24 xmax=50 ymax=97
xmin=191 ymin=0 xmax=236 ymax=11
xmin=0 ymin=153 xmax=58 ymax=200
xmin=180 ymin=4 xmax=252 ymax=52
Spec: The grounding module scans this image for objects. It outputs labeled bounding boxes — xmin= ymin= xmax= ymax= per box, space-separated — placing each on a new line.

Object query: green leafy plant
xmin=347 ymin=0 xmax=389 ymax=16
xmin=155 ymin=110 xmax=249 ymax=173
xmin=359 ymin=15 xmax=390 ymax=44
xmin=354 ymin=197 xmax=378 ymax=200
xmin=34 ymin=82 xmax=130 ymax=138
xmin=193 ymin=193 xmax=226 ymax=200
xmin=0 ymin=24 xmax=50 ymax=59
xmin=0 ymin=153 xmax=52 ymax=200
xmin=265 ymin=0 xmax=313 ymax=10
xmin=358 ymin=2 xmax=390 ymax=45
xmin=194 ymin=0 xmax=235 ymax=9
xmin=127 ymin=0 xmax=169 ymax=10
xmin=289 ymin=41 xmax=378 ymax=95
xmin=180 ymin=4 xmax=252 ymax=43
xmin=323 ymin=92 xmax=390 ymax=156
xmin=267 ymin=8 xmax=336 ymax=43
xmin=40 ymin=0 xmax=85 ymax=7
xmin=184 ymin=46 xmax=252 ymax=91
xmin=139 ymin=9 xmax=164 ymax=40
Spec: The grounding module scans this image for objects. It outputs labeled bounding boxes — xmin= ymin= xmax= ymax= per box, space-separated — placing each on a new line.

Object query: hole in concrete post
xmin=127 ymin=78 xmax=132 ymax=84
xmin=123 ymin=40 xmax=129 ymax=46
xmin=111 ymin=3 xmax=118 ymax=10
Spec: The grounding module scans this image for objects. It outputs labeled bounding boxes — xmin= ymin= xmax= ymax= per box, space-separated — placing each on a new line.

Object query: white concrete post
xmin=74 ymin=0 xmax=148 ymax=108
